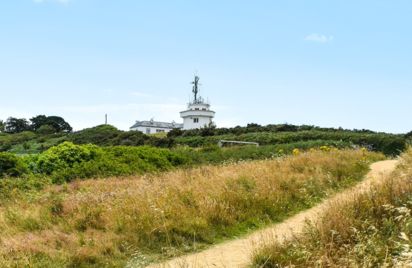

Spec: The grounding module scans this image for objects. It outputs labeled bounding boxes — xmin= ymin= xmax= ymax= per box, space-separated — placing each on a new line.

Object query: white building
xmin=130 ymin=119 xmax=183 ymax=134
xmin=130 ymin=75 xmax=215 ymax=133
xmin=180 ymin=76 xmax=215 ymax=130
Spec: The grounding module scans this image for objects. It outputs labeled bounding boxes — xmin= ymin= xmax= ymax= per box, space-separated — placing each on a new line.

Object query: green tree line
xmin=1 ymin=115 xmax=72 ymax=134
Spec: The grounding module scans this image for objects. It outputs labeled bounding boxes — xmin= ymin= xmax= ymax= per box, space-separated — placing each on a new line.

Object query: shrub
xmin=69 ymin=125 xmax=121 ymax=146
xmin=167 ymin=128 xmax=183 ymax=138
xmin=0 ymin=152 xmax=27 ymax=178
xmin=31 ymin=142 xmax=102 ymax=175
xmin=26 ymin=143 xmax=188 ymax=183
xmin=37 ymin=125 xmax=56 ymax=135
xmin=0 ymin=131 xmax=37 ymax=152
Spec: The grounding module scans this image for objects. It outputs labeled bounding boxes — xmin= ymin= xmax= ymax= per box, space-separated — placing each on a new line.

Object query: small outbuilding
xmin=130 ymin=119 xmax=183 ymax=134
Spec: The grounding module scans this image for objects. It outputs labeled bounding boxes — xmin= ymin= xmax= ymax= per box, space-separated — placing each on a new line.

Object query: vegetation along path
xmin=146 ymin=159 xmax=398 ymax=268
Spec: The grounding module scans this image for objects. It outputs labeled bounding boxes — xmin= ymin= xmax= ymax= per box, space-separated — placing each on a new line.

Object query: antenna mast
xmin=191 ymin=75 xmax=201 ymax=102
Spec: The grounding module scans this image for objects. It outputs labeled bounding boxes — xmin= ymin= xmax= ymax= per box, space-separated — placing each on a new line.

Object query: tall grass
xmin=0 ymin=150 xmax=383 ymax=267
xmin=252 ymin=150 xmax=412 ymax=268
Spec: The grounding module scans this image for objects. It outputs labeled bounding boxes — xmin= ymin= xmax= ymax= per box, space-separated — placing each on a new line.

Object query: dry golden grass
xmin=0 ymin=149 xmax=383 ymax=267
xmin=252 ymin=150 xmax=412 ymax=267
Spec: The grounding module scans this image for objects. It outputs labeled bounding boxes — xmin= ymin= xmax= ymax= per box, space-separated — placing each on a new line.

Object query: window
xmin=195 ymin=108 xmax=200 ymax=110
xmin=146 ymin=128 xmax=151 ymax=134
xmin=193 ymin=118 xmax=199 ymax=123
xmin=156 ymin=129 xmax=165 ymax=133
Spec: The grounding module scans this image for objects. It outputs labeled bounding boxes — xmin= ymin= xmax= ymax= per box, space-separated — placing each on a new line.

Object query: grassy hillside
xmin=174 ymin=130 xmax=406 ymax=155
xmin=0 ymin=124 xmax=407 ymax=155
xmin=252 ymin=150 xmax=412 ymax=267
xmin=0 ymin=150 xmax=383 ymax=267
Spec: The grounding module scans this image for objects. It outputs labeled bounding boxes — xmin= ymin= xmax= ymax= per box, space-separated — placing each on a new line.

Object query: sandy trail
xmin=147 ymin=160 xmax=398 ymax=268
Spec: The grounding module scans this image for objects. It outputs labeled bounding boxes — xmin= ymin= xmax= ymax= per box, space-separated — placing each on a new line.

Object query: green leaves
xmin=0 ymin=152 xmax=28 ymax=178
xmin=33 ymin=142 xmax=102 ymax=175
xmin=24 ymin=142 xmax=187 ymax=183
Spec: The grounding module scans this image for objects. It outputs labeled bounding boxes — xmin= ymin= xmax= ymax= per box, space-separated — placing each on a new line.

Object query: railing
xmin=218 ymin=140 xmax=259 ymax=147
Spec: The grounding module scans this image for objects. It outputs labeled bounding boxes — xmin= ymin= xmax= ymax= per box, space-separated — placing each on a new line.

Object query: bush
xmin=31 ymin=142 xmax=102 ymax=175
xmin=0 ymin=131 xmax=37 ymax=152
xmin=69 ymin=125 xmax=122 ymax=146
xmin=37 ymin=125 xmax=56 ymax=135
xmin=0 ymin=152 xmax=27 ymax=178
xmin=27 ymin=142 xmax=188 ymax=183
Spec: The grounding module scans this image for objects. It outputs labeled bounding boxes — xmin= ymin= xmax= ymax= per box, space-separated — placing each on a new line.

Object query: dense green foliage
xmin=25 ymin=142 xmax=186 ymax=183
xmin=0 ymin=125 xmax=174 ymax=154
xmin=0 ymin=122 xmax=406 ymax=184
xmin=3 ymin=115 xmax=72 ymax=134
xmin=4 ymin=117 xmax=31 ymax=134
xmin=169 ymin=123 xmax=378 ymax=137
xmin=0 ymin=152 xmax=27 ymax=177
xmin=0 ymin=122 xmax=407 ymax=156
xmin=175 ymin=140 xmax=352 ymax=165
xmin=30 ymin=142 xmax=102 ymax=175
xmin=0 ymin=140 xmax=353 ymax=184
xmin=30 ymin=115 xmax=72 ymax=133
xmin=0 ymin=131 xmax=67 ymax=153
xmin=68 ymin=124 xmax=174 ymax=147
xmin=174 ymin=129 xmax=405 ymax=155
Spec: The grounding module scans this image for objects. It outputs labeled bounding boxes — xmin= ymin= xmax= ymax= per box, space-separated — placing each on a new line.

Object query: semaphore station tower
xmin=180 ymin=76 xmax=215 ymax=130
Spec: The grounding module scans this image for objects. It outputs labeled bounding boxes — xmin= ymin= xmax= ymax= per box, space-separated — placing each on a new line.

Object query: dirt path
xmin=147 ymin=160 xmax=398 ymax=268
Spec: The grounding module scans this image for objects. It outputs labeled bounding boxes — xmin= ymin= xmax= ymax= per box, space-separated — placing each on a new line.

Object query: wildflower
xmin=320 ymin=146 xmax=331 ymax=152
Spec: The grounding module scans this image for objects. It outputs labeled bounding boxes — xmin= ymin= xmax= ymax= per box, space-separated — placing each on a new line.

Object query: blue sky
xmin=0 ymin=0 xmax=411 ymax=133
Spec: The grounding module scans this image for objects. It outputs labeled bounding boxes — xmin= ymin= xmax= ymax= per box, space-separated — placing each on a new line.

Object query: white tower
xmin=180 ymin=76 xmax=215 ymax=130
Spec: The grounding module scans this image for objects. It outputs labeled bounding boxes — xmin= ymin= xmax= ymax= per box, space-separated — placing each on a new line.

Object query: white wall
xmin=131 ymin=126 xmax=173 ymax=134
xmin=183 ymin=116 xmax=213 ymax=130
xmin=180 ymin=102 xmax=215 ymax=130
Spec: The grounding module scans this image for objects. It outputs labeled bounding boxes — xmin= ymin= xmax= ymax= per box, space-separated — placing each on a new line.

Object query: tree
xmin=0 ymin=120 xmax=4 ymax=133
xmin=30 ymin=115 xmax=73 ymax=133
xmin=4 ymin=117 xmax=30 ymax=134
xmin=30 ymin=115 xmax=48 ymax=131
xmin=47 ymin=116 xmax=72 ymax=133
xmin=37 ymin=125 xmax=56 ymax=135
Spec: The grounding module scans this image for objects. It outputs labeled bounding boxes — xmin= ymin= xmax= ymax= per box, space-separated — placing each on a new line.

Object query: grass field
xmin=252 ymin=149 xmax=412 ymax=267
xmin=0 ymin=149 xmax=383 ymax=267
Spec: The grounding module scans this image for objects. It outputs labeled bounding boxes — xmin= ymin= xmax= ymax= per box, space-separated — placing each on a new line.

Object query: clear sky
xmin=1 ymin=0 xmax=411 ymax=133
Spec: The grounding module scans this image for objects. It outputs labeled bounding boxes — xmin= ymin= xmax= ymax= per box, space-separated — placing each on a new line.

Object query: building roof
xmin=130 ymin=120 xmax=183 ymax=129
